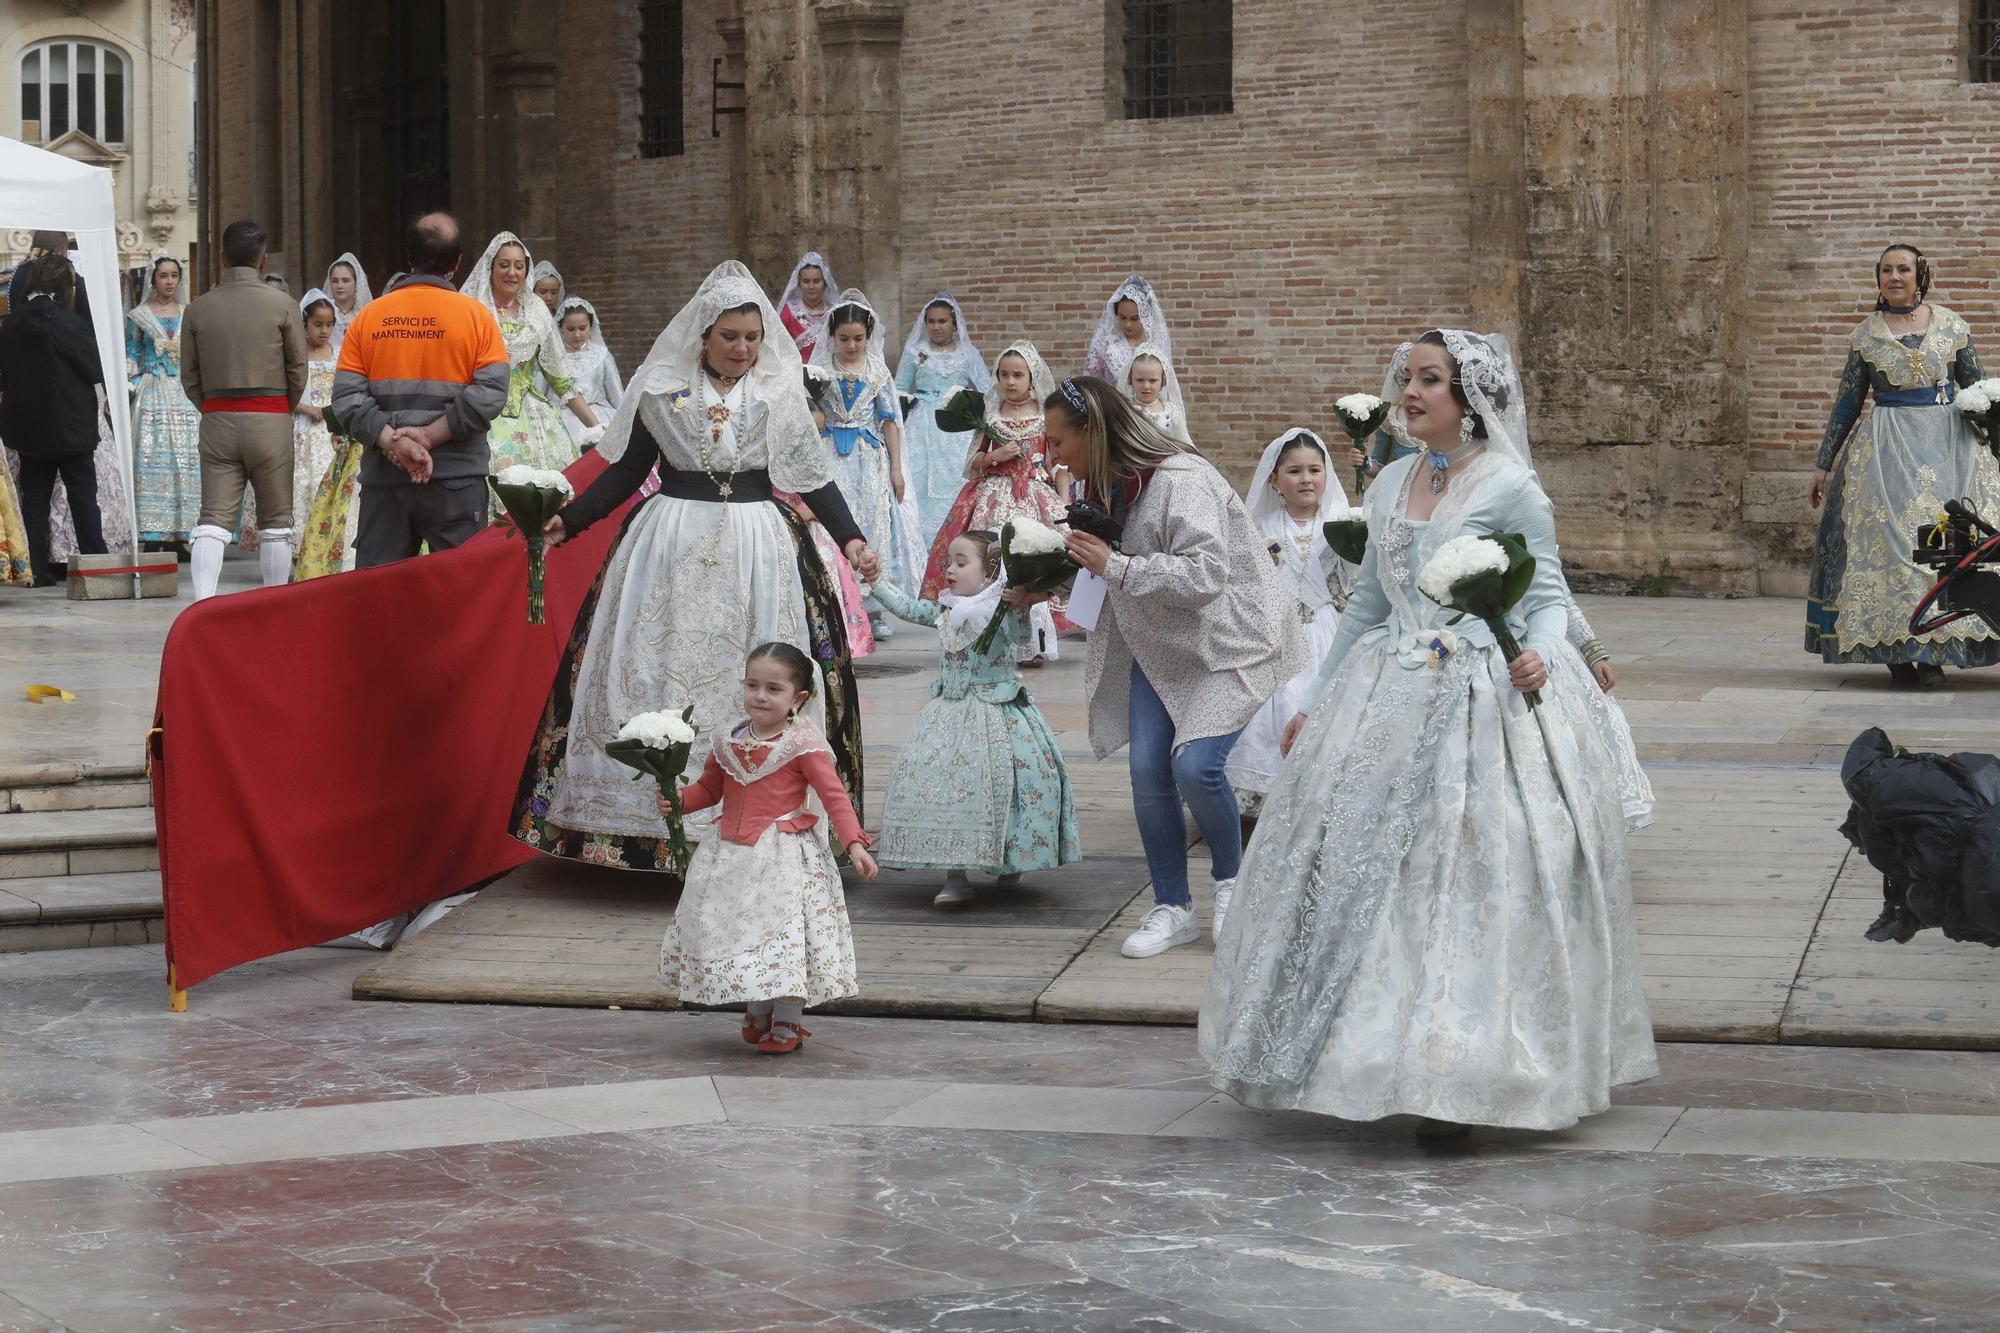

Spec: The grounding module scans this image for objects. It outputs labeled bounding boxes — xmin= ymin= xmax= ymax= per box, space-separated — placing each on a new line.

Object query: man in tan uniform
xmin=180 ymin=218 xmax=308 ymax=599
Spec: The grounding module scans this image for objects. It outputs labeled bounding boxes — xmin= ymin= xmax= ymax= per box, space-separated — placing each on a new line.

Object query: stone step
xmin=5 ymin=779 xmax=154 ymax=814
xmin=0 ymin=760 xmax=152 ymax=813
xmin=0 ymin=871 xmax=164 ymax=952
xmin=0 ymin=808 xmax=159 ymax=879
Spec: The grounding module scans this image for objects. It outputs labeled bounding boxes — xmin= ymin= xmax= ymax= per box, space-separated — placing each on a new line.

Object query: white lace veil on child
xmin=1087 ymin=275 xmax=1173 ymax=378
xmin=985 ymin=340 xmax=1057 ymax=421
xmin=1120 ymin=340 xmax=1191 ymax=444
xmin=556 ymin=294 xmax=611 ymax=358
xmin=529 ymin=259 xmax=565 ymax=308
xmin=897 ymin=291 xmax=993 ymax=392
xmin=809 ymin=287 xmax=903 ymax=427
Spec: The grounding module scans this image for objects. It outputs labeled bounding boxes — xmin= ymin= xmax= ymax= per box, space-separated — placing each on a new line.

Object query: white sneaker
xmin=1121 ymin=903 xmax=1200 ymax=958
xmin=1212 ymin=879 xmax=1235 ymax=938
xmin=871 ymin=615 xmax=893 ymax=640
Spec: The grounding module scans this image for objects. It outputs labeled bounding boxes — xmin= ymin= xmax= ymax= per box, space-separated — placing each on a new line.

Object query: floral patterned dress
xmin=489 ymin=311 xmax=580 ymax=484
xmin=126 ymin=305 xmax=203 ymax=541
xmin=871 ymin=582 xmax=1081 ymax=875
xmin=0 ymin=464 xmax=29 ymax=583
xmin=291 ymin=357 xmax=337 ymax=541
xmin=659 ymin=720 xmax=862 ymax=1007
xmin=919 ymin=412 xmax=1068 ymax=660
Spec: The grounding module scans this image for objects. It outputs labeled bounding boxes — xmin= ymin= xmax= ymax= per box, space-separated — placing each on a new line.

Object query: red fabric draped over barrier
xmin=153 ymin=453 xmax=631 ymax=990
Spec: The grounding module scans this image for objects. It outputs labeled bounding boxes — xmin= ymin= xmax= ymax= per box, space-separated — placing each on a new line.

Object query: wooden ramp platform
xmin=356 ymin=598 xmax=2000 ymax=1050
xmin=354 ymin=760 xmax=2000 ymax=1050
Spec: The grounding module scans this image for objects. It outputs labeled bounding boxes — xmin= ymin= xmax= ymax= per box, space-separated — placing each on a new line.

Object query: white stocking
xmin=256 ymin=529 xmax=293 ymax=587
xmin=189 ymin=524 xmax=230 ymax=601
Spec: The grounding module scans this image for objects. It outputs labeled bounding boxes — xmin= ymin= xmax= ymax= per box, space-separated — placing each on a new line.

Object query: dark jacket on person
xmin=0 ymin=294 xmax=104 ymax=460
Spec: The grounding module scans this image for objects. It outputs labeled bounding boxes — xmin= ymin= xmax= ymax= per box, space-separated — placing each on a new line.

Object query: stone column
xmin=1466 ymin=0 xmax=1754 ymax=591
xmin=814 ymin=0 xmax=905 ymax=321
xmin=740 ymin=0 xmax=819 ymax=294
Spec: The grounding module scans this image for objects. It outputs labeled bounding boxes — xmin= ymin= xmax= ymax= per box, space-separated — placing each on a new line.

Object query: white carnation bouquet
xmin=488 ymin=465 xmax=574 ymax=624
xmin=1322 ymin=505 xmax=1369 ymax=567
xmin=604 ymin=705 xmax=700 ymax=873
xmin=1417 ymin=532 xmax=1542 ymax=707
xmin=1956 ymin=377 xmax=2000 ymax=463
xmin=1333 ymin=392 xmax=1392 ymax=491
xmin=972 ymin=517 xmax=1077 ymax=654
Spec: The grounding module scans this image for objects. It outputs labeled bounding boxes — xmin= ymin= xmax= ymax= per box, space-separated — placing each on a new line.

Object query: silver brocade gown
xmin=1200 ymin=452 xmax=1657 ymax=1131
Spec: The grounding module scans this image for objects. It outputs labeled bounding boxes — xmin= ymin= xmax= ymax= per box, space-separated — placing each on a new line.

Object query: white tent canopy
xmin=0 ymin=137 xmax=139 ymax=562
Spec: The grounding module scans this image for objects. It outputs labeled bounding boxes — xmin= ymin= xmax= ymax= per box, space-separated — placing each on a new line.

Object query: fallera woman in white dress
xmin=321 ymin=252 xmax=373 ymax=352
xmin=512 ymin=261 xmax=878 ymax=873
xmin=1085 ymin=275 xmax=1173 ymax=386
xmin=556 ymin=296 xmax=624 ymax=447
xmin=1200 ymin=329 xmax=1657 ymax=1138
xmin=1225 ymin=428 xmax=1352 ymax=806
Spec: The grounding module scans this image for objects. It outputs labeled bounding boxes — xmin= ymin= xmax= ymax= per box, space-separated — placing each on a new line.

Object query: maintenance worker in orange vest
xmin=332 ymin=213 xmax=508 ymax=568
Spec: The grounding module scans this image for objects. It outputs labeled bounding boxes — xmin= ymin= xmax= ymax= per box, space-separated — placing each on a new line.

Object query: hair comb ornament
xmin=1058 ymin=378 xmax=1088 ymax=414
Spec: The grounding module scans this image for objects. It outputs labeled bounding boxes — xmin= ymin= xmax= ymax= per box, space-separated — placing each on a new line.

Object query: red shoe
xmin=742 ymin=1011 xmax=771 ymax=1045
xmin=755 ymin=1021 xmax=811 ymax=1054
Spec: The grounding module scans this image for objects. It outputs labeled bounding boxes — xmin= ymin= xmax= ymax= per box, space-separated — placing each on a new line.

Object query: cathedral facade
xmin=197 ymin=0 xmax=2000 ymax=591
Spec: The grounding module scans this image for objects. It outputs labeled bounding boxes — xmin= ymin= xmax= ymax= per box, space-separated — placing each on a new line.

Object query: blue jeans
xmin=1128 ymin=662 xmax=1244 ymax=907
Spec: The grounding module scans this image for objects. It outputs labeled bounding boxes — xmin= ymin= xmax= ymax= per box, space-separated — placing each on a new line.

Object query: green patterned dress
xmin=871 ymin=581 xmax=1081 ymax=875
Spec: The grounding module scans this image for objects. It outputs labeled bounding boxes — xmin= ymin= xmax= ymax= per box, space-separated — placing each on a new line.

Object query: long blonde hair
xmin=1044 ymin=375 xmax=1196 ymax=500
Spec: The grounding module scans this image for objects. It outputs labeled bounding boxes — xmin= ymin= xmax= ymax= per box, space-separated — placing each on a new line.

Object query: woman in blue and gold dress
xmin=1807 ymin=244 xmax=2000 ymax=685
xmin=126 ymin=254 xmax=203 ymax=543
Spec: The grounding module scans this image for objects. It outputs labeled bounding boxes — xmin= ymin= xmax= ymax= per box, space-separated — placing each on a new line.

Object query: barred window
xmin=1122 ymin=0 xmax=1232 ymax=120
xmin=20 ymin=39 xmax=128 ymax=145
xmin=1975 ymin=0 xmax=2000 ymax=83
xmin=638 ymin=0 xmax=685 ymax=158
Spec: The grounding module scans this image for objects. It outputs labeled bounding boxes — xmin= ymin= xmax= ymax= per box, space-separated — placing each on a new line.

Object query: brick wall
xmin=892 ymin=0 xmax=1472 ymax=487
xmin=1743 ymin=0 xmax=2000 ymax=582
xmin=200 ymin=0 xmax=2000 ymax=583
xmin=545 ymin=0 xmax=740 ymax=376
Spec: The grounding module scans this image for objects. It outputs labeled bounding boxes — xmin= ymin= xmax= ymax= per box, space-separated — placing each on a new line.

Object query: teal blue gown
xmin=871 ymin=582 xmax=1082 ymax=875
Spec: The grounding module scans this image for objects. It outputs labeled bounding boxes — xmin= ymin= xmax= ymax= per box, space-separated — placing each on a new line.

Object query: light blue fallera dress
xmin=870 ymin=581 xmax=1081 ymax=876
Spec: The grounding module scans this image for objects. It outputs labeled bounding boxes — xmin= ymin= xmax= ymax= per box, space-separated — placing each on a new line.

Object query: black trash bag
xmin=1838 ymin=727 xmax=2000 ymax=947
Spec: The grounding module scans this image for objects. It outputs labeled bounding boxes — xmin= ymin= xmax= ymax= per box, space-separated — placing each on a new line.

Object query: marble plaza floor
xmin=7 ymin=560 xmax=2000 ymax=1328
xmin=5 ymin=942 xmax=2000 ymax=1331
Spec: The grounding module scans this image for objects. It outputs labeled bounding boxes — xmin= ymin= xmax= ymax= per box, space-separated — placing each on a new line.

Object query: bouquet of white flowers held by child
xmin=487 ymin=464 xmax=574 ymax=624
xmin=972 ymin=517 xmax=1078 ymax=654
xmin=1417 ymin=531 xmax=1542 ymax=708
xmin=604 ymin=705 xmax=700 ymax=873
xmin=1322 ymin=506 xmax=1369 ymax=567
xmin=1955 ymin=377 xmax=2000 ymax=464
xmin=1334 ymin=392 xmax=1393 ymax=493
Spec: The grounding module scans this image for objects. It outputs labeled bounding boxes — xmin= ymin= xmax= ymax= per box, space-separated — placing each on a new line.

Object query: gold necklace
xmin=683 ymin=377 xmax=746 ymax=568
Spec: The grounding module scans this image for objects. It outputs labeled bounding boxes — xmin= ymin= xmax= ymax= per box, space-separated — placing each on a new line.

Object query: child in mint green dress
xmin=870 ymin=530 xmax=1081 ymax=907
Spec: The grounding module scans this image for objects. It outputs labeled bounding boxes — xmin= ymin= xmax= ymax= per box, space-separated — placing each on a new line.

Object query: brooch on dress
xmin=1396 ymin=628 xmax=1458 ymax=671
